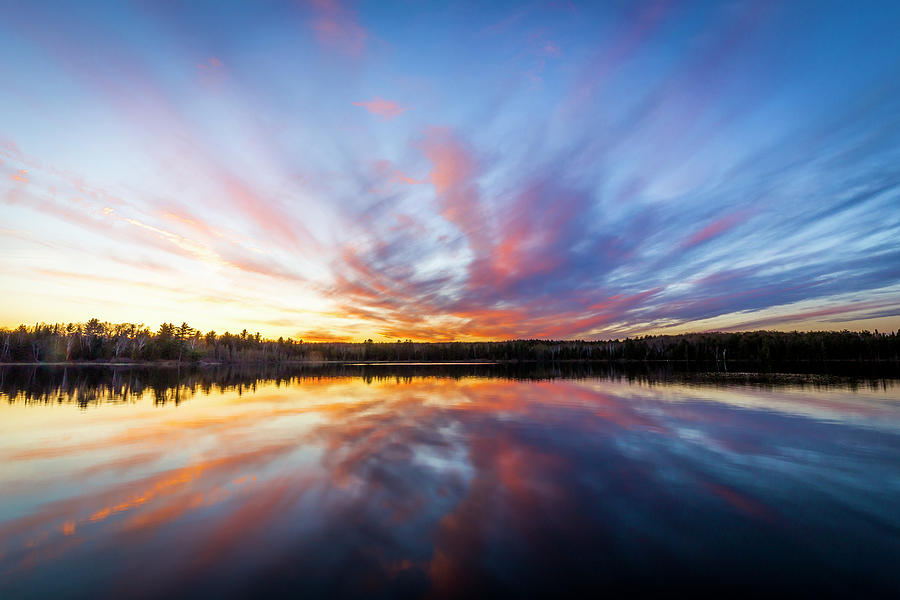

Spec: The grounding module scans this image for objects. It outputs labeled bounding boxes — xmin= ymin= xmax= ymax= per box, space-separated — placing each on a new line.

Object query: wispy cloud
xmin=353 ymin=97 xmax=410 ymax=120
xmin=309 ymin=0 xmax=367 ymax=56
xmin=1 ymin=1 xmax=898 ymax=338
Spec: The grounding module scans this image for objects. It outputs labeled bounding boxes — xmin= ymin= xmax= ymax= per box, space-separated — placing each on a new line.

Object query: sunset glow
xmin=2 ymin=1 xmax=899 ymax=340
xmin=2 ymin=369 xmax=898 ymax=596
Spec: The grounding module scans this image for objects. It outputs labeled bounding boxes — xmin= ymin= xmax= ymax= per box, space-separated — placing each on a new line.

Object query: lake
xmin=1 ymin=365 xmax=898 ymax=598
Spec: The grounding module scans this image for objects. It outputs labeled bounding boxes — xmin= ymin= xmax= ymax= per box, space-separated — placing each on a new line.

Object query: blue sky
xmin=1 ymin=0 xmax=899 ymax=340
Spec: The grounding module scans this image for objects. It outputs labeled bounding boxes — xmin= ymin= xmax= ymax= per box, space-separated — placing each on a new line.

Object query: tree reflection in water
xmin=0 ymin=366 xmax=898 ymax=598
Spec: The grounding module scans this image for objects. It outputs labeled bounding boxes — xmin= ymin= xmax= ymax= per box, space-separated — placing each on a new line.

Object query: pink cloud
xmin=680 ymin=211 xmax=747 ymax=249
xmin=310 ymin=0 xmax=367 ymax=56
xmin=419 ymin=127 xmax=492 ymax=259
xmin=364 ymin=160 xmax=423 ymax=194
xmin=196 ymin=57 xmax=222 ymax=70
xmin=352 ymin=97 xmax=410 ymax=120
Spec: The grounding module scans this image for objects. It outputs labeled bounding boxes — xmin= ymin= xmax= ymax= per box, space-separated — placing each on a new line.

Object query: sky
xmin=1 ymin=0 xmax=899 ymax=341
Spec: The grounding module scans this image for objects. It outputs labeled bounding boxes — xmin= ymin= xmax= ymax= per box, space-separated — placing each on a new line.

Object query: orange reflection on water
xmin=1 ymin=372 xmax=898 ymax=597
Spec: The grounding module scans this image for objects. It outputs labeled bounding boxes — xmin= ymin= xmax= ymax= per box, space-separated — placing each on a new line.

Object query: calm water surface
xmin=1 ymin=366 xmax=898 ymax=598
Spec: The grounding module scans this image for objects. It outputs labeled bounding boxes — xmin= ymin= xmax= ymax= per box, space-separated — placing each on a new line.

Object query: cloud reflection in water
xmin=1 ymin=369 xmax=898 ymax=598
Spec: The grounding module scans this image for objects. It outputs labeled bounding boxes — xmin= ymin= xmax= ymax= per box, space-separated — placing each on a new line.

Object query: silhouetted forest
xmin=1 ymin=319 xmax=898 ymax=366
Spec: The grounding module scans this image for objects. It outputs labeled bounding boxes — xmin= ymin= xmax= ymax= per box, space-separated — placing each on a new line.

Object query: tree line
xmin=1 ymin=319 xmax=898 ymax=364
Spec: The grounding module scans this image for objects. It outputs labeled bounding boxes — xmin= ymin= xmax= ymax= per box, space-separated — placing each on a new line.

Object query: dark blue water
xmin=1 ymin=366 xmax=898 ymax=598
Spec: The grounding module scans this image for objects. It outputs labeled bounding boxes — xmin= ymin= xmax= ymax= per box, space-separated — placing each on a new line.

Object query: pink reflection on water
xmin=0 ymin=373 xmax=898 ymax=596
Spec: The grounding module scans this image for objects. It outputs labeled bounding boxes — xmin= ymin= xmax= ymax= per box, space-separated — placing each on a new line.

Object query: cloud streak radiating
xmin=0 ymin=1 xmax=898 ymax=339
